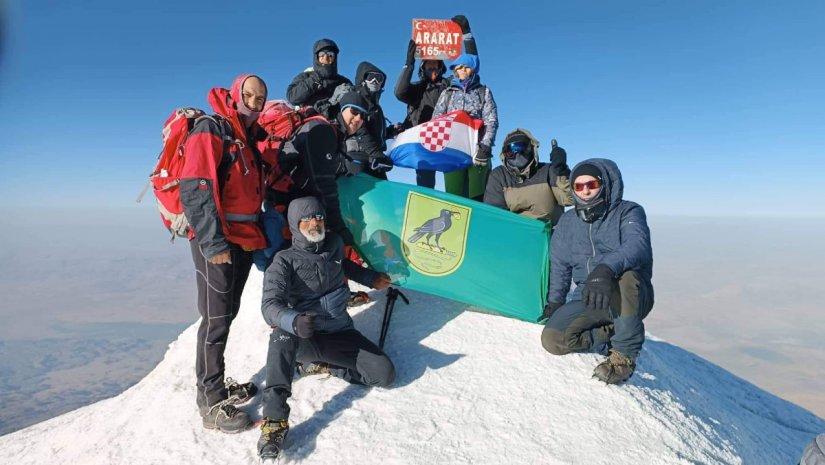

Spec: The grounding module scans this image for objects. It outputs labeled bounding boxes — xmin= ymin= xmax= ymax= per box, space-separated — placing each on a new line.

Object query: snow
xmin=1 ymin=270 xmax=822 ymax=464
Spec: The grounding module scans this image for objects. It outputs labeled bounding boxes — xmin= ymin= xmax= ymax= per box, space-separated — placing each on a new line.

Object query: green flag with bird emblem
xmin=338 ymin=175 xmax=550 ymax=322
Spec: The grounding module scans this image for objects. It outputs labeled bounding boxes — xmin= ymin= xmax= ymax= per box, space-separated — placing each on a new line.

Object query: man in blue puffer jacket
xmin=539 ymin=158 xmax=654 ymax=385
xmin=257 ymin=196 xmax=394 ymax=459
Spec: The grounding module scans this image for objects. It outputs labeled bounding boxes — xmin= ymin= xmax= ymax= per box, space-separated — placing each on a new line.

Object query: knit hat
xmin=449 ymin=53 xmax=480 ymax=73
xmin=571 ymin=163 xmax=603 ymax=182
xmin=339 ymin=90 xmax=369 ymax=114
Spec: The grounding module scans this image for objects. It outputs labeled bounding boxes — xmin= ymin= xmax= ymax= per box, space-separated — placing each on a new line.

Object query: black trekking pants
xmin=541 ymin=271 xmax=654 ymax=360
xmin=261 ymin=327 xmax=396 ymax=421
xmin=190 ymin=240 xmax=253 ymax=412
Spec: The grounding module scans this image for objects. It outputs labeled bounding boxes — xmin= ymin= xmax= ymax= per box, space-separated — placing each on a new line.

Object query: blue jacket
xmin=548 ymin=158 xmax=653 ymax=304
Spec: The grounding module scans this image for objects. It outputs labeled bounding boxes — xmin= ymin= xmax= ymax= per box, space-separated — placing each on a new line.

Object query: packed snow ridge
xmin=1 ymin=270 xmax=822 ymax=464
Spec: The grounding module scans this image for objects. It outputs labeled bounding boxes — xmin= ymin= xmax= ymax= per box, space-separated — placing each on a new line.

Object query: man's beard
xmin=301 ymin=228 xmax=326 ymax=243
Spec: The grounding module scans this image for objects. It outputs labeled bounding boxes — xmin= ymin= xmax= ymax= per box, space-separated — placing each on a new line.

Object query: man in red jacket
xmin=180 ymin=74 xmax=267 ymax=433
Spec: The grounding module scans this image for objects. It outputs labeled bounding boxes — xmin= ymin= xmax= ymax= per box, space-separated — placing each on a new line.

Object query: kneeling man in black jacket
xmin=257 ymin=196 xmax=394 ymax=459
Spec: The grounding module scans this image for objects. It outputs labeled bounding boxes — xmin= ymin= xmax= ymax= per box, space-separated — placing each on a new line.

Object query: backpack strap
xmin=194 ymin=114 xmax=240 ymax=195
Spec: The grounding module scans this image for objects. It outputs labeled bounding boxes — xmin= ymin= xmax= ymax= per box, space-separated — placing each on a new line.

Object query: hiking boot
xmin=202 ymin=400 xmax=252 ymax=433
xmin=348 ymin=291 xmax=370 ymax=307
xmin=258 ymin=418 xmax=290 ymax=460
xmin=296 ymin=361 xmax=331 ymax=377
xmin=592 ymin=349 xmax=636 ymax=385
xmin=225 ymin=377 xmax=257 ymax=405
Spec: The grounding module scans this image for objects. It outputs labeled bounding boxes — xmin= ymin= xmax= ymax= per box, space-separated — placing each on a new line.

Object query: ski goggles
xmin=573 ymin=179 xmax=603 ymax=192
xmin=364 ymin=72 xmax=385 ymax=86
xmin=317 ymin=50 xmax=337 ymax=59
xmin=300 ymin=214 xmax=325 ymax=222
xmin=503 ymin=141 xmax=531 ymax=157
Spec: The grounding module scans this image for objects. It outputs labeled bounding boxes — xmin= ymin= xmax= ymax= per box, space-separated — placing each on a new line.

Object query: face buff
xmin=506 ymin=152 xmax=533 ymax=170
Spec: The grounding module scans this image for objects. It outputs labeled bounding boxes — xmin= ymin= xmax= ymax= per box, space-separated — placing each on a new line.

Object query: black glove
xmin=405 ymin=39 xmax=417 ymax=66
xmin=537 ymin=302 xmax=564 ymax=323
xmin=473 ymin=144 xmax=492 ymax=167
xmin=581 ymin=264 xmax=617 ymax=311
xmin=370 ymin=155 xmax=394 ymax=174
xmin=385 ymin=122 xmax=402 ymax=139
xmin=549 ymin=141 xmax=567 ymax=168
xmin=310 ymin=74 xmax=326 ymax=91
xmin=292 ymin=313 xmax=316 ymax=338
xmin=452 ymin=15 xmax=471 ymax=34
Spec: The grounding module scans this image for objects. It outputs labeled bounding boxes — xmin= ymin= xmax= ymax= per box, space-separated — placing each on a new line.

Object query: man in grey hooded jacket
xmin=257 ymin=196 xmax=394 ymax=459
xmin=539 ymin=158 xmax=654 ymax=385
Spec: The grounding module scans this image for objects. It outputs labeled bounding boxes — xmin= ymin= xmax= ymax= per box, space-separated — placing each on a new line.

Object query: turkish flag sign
xmin=411 ymin=19 xmax=463 ymax=61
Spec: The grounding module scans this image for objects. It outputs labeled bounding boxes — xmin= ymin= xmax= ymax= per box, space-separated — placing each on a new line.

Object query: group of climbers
xmin=163 ymin=14 xmax=655 ymax=461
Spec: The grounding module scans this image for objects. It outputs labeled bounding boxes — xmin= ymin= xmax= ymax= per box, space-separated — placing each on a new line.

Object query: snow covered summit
xmin=1 ymin=269 xmax=822 ymax=464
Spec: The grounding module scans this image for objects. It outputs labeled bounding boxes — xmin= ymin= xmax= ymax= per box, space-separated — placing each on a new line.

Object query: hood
xmin=287 ymin=196 xmax=327 ymax=251
xmin=355 ymin=61 xmax=386 ymax=104
xmin=448 ymin=53 xmax=481 ymax=89
xmin=207 ymin=74 xmax=257 ymax=143
xmin=228 ymin=74 xmax=267 ymax=128
xmin=313 ymin=38 xmax=340 ymax=76
xmin=418 ymin=60 xmax=447 ymax=82
xmin=355 ymin=61 xmax=386 ymax=88
xmin=571 ymin=158 xmax=624 ymax=212
xmin=499 ymin=128 xmax=540 ymax=176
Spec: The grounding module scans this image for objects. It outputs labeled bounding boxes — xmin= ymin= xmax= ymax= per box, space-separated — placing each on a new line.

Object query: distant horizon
xmin=3 ymin=204 xmax=824 ymax=221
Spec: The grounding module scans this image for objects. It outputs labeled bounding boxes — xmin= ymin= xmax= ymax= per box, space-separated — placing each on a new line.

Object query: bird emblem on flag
xmin=401 ymin=191 xmax=471 ymax=276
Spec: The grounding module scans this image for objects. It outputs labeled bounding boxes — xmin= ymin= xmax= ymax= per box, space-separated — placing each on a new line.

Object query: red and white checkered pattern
xmin=418 ymin=120 xmax=453 ymax=152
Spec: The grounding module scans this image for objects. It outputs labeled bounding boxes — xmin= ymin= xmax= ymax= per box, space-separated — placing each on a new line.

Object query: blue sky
xmin=1 ymin=0 xmax=823 ymax=216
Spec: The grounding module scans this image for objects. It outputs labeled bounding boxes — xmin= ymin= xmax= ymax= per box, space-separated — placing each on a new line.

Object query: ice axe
xmin=379 ymin=287 xmax=409 ymax=349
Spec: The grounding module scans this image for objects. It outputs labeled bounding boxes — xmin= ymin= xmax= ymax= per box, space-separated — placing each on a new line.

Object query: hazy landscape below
xmin=645 ymin=216 xmax=825 ymax=417
xmin=0 ymin=207 xmax=196 ymax=435
xmin=0 ymin=208 xmax=822 ymax=436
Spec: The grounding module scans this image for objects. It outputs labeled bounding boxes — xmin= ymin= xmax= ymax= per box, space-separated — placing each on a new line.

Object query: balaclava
xmin=230 ymin=75 xmax=267 ymax=128
xmin=502 ymin=132 xmax=535 ymax=172
xmin=571 ymin=163 xmax=607 ymax=223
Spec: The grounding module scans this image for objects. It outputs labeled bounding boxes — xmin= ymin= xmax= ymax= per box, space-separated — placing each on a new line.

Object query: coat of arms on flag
xmin=388 ymin=111 xmax=483 ymax=173
xmin=419 ymin=118 xmax=453 ymax=152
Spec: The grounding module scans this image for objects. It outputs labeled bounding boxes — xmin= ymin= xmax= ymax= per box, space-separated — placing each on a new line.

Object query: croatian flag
xmin=388 ymin=110 xmax=483 ymax=172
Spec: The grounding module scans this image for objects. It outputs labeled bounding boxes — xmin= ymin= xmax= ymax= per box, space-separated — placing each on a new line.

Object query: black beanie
xmin=572 ymin=163 xmax=603 ymax=181
xmin=339 ymin=90 xmax=369 ymax=112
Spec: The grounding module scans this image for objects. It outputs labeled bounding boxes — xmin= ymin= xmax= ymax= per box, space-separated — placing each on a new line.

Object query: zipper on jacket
xmin=586 ymin=222 xmax=595 ymax=274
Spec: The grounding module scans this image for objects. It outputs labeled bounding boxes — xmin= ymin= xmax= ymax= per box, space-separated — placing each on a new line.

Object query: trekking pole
xmin=379 ymin=287 xmax=409 ymax=349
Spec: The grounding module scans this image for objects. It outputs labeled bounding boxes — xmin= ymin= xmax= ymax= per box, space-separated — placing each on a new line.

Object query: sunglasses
xmin=345 ymin=107 xmax=365 ymax=118
xmin=364 ymin=72 xmax=385 ymax=85
xmin=503 ymin=141 xmax=530 ymax=157
xmin=300 ymin=214 xmax=325 ymax=222
xmin=317 ymin=50 xmax=336 ymax=59
xmin=573 ymin=179 xmax=602 ymax=192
